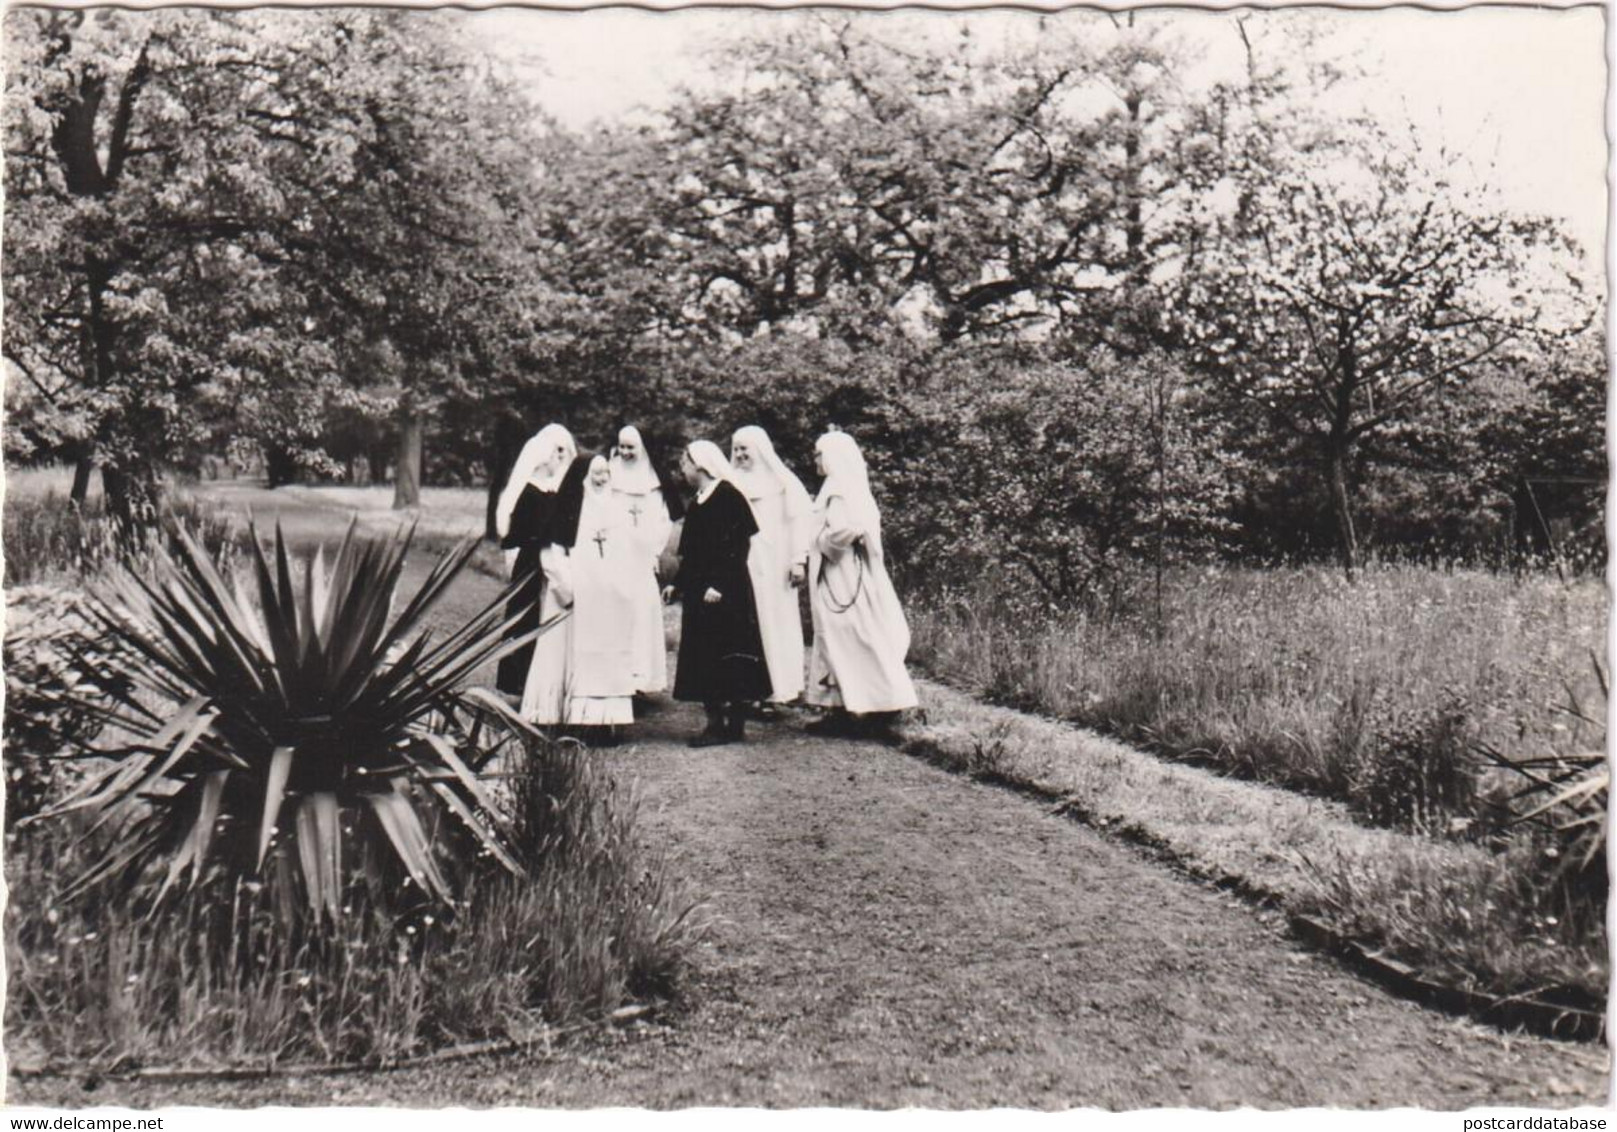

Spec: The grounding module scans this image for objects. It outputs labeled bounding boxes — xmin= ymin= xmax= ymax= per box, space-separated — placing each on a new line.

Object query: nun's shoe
xmin=858 ymin=712 xmax=903 ymax=742
xmin=687 ymin=729 xmax=732 ymax=748
xmin=804 ymin=713 xmax=852 ymax=737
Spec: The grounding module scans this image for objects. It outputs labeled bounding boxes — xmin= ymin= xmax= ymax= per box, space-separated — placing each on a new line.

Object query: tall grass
xmin=3 ymin=490 xmax=240 ymax=586
xmin=909 ymin=562 xmax=1604 ymax=839
xmin=6 ymin=733 xmax=702 ymax=1071
xmin=1296 ymin=837 xmax=1606 ymax=1012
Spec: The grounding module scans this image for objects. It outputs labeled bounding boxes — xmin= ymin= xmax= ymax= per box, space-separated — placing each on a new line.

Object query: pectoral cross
xmin=626 ymin=499 xmax=644 ymax=527
xmin=592 ymin=529 xmax=608 ymax=559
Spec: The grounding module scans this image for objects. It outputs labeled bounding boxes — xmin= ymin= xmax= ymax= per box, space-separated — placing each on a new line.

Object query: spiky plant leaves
xmin=258 ymin=746 xmax=295 ymax=869
xmin=295 ymin=791 xmax=342 ymax=922
xmin=1473 ymin=652 xmax=1608 ymax=894
xmin=155 ymin=769 xmax=229 ymax=905
xmin=32 ymin=519 xmax=559 ymax=926
xmin=366 ymin=780 xmax=451 ymax=901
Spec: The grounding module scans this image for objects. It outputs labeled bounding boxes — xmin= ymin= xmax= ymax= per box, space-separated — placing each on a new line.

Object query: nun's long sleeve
xmin=816 ymin=497 xmax=865 ymax=555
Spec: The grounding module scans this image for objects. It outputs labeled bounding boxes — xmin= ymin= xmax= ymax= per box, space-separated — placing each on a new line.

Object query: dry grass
xmin=909 ymin=563 xmax=1605 ymax=835
xmin=897 ymin=678 xmax=1606 ymax=1010
xmin=4 ymin=463 xmax=97 ymax=503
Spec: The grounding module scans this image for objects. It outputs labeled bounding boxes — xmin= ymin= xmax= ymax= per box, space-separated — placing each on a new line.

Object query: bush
xmin=5 ymin=514 xmax=704 ymax=1071
xmin=39 ymin=521 xmax=537 ymax=923
xmin=5 ymin=730 xmax=702 ymax=1070
xmin=1356 ymin=694 xmax=1483 ymax=835
xmin=2 ymin=586 xmax=108 ymax=827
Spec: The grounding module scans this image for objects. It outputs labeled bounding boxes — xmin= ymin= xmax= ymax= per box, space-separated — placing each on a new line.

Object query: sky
xmin=459 ymin=5 xmax=1608 ymax=268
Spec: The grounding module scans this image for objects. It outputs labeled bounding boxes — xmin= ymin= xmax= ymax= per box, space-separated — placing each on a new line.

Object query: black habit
xmin=671 ymin=478 xmax=772 ymax=704
xmin=494 ymin=457 xmax=591 ymax=696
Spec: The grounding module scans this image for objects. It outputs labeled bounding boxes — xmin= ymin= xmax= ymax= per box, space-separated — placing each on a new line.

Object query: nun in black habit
xmin=493 ymin=423 xmax=581 ymax=699
xmin=665 ymin=440 xmax=773 ymax=745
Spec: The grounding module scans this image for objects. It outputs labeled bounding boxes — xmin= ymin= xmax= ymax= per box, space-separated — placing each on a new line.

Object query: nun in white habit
xmin=609 ymin=425 xmax=674 ymax=694
xmin=730 ymin=425 xmax=814 ymax=704
xmin=562 ymin=455 xmax=638 ymax=731
xmin=805 ymin=430 xmax=918 ymax=729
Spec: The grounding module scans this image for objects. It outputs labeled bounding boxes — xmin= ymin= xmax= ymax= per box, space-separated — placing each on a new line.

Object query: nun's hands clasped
xmin=703 ymin=587 xmax=723 ymax=604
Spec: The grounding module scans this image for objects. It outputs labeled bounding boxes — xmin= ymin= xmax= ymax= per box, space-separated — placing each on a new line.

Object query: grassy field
xmin=2 ymin=468 xmax=500 ymax=586
xmin=908 ymin=563 xmax=1605 ymax=837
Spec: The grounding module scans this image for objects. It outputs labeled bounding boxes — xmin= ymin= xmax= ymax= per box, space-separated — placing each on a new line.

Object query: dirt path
xmin=19 ymin=507 xmax=1604 ymax=1108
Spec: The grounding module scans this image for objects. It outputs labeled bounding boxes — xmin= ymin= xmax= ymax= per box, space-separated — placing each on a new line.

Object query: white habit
xmin=610 ymin=428 xmax=673 ymax=694
xmin=805 ymin=432 xmax=918 ymax=714
xmin=731 ymin=425 xmax=815 ymax=702
xmin=520 ymin=545 xmax=577 ymax=725
xmin=563 ymin=471 xmax=638 ymax=725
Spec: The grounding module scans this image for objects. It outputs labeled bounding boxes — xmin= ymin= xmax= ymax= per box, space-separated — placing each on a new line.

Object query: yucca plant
xmin=1474 ymin=651 xmax=1608 ymax=902
xmin=28 ymin=519 xmax=555 ymax=926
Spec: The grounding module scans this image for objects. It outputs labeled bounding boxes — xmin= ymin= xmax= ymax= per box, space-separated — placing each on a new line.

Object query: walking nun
xmin=804 ymin=429 xmax=918 ymax=734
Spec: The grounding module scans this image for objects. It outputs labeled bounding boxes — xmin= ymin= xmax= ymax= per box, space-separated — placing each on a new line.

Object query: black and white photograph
xmin=0 ymin=0 xmax=1607 ymax=1115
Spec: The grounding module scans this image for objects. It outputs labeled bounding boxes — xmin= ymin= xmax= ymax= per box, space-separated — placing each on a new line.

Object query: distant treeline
xmin=5 ymin=9 xmax=1602 ymax=582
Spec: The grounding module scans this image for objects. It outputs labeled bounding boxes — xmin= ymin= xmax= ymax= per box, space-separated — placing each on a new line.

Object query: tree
xmin=1174 ymin=78 xmax=1591 ymax=575
xmin=5 ymin=9 xmax=272 ymax=516
xmin=631 ymin=16 xmax=1206 ymax=351
xmin=4 ymin=9 xmax=553 ymax=517
xmin=888 ymin=345 xmax=1242 ymax=608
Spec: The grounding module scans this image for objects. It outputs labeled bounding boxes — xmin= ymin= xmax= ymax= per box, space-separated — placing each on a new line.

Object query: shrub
xmin=25 ymin=521 xmax=545 ymax=926
xmin=2 ymin=586 xmax=108 ymax=826
xmin=1356 ymin=693 xmax=1482 ymax=835
xmin=6 ymin=729 xmax=703 ymax=1070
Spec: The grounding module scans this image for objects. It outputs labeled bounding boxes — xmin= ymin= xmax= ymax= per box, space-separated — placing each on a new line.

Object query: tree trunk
xmin=1328 ymin=332 xmax=1362 ymax=579
xmin=484 ymin=448 xmax=507 ymax=543
xmin=393 ymin=411 xmax=423 ymax=509
xmin=1326 ymin=442 xmax=1359 ymax=579
xmin=367 ymin=444 xmax=389 ymax=486
xmin=70 ymin=451 xmax=96 ymax=505
xmin=1123 ymin=92 xmax=1145 ymax=262
xmin=265 ymin=444 xmax=298 ymax=488
xmin=102 ymin=461 xmax=160 ymax=531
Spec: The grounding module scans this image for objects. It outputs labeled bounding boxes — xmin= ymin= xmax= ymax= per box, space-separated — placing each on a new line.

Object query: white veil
xmin=495 ymin=423 xmax=577 ymax=539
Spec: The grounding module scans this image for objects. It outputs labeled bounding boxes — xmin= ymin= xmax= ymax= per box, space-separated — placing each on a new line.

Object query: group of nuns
xmin=492 ymin=423 xmax=917 ymax=747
